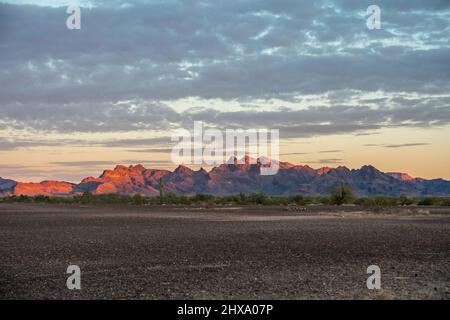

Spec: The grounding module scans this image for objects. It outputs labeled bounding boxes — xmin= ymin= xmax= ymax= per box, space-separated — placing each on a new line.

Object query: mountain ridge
xmin=1 ymin=160 xmax=449 ymax=197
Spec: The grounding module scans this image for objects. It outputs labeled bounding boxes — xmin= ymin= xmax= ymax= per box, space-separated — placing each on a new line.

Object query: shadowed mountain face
xmin=1 ymin=160 xmax=450 ymax=197
xmin=0 ymin=177 xmax=17 ymax=194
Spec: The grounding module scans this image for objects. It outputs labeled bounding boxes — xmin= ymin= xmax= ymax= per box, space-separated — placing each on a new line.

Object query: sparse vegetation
xmin=354 ymin=196 xmax=397 ymax=212
xmin=1 ymin=192 xmax=450 ymax=207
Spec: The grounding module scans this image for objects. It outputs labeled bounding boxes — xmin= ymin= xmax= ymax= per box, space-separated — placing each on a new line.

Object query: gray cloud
xmin=0 ymin=101 xmax=181 ymax=133
xmin=0 ymin=1 xmax=449 ymax=105
xmin=363 ymin=143 xmax=431 ymax=148
xmin=0 ymin=136 xmax=89 ymax=150
xmin=385 ymin=143 xmax=432 ymax=148
xmin=181 ymin=104 xmax=450 ymax=139
xmin=48 ymin=160 xmax=123 ymax=167
xmin=0 ymin=0 xmax=449 ymax=148
xmin=0 ymin=101 xmax=448 ymax=150
xmin=2 ymin=100 xmax=448 ymax=136
xmin=100 ymin=136 xmax=172 ymax=147
xmin=354 ymin=132 xmax=381 ymax=136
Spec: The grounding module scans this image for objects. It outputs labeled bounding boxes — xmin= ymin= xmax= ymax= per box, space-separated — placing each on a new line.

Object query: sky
xmin=0 ymin=0 xmax=449 ymax=182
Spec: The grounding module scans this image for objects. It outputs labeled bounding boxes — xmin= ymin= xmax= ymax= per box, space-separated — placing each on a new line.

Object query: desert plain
xmin=0 ymin=203 xmax=449 ymax=299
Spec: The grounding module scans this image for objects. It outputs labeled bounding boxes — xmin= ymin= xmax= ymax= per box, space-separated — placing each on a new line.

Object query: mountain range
xmin=1 ymin=157 xmax=450 ymax=197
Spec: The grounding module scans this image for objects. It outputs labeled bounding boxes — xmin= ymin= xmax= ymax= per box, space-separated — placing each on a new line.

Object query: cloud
xmin=280 ymin=152 xmax=310 ymax=156
xmin=49 ymin=160 xmax=173 ymax=167
xmin=48 ymin=160 xmax=122 ymax=167
xmin=100 ymin=136 xmax=172 ymax=147
xmin=0 ymin=100 xmax=448 ymax=150
xmin=1 ymin=1 xmax=450 ymax=105
xmin=0 ymin=0 xmax=449 ymax=149
xmin=0 ymin=136 xmax=88 ymax=150
xmin=384 ymin=143 xmax=432 ymax=148
xmin=181 ymin=104 xmax=450 ymax=139
xmin=318 ymin=150 xmax=342 ymax=153
xmin=363 ymin=143 xmax=431 ymax=148
xmin=2 ymin=100 xmax=450 ymax=138
xmin=125 ymin=148 xmax=174 ymax=153
xmin=0 ymin=101 xmax=181 ymax=133
xmin=354 ymin=132 xmax=381 ymax=136
xmin=307 ymin=158 xmax=344 ymax=164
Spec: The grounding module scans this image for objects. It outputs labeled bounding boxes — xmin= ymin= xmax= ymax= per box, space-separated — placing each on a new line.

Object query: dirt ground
xmin=0 ymin=203 xmax=449 ymax=299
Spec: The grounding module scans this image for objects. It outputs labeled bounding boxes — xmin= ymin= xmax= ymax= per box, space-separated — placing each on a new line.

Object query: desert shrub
xmin=222 ymin=194 xmax=246 ymax=204
xmin=192 ymin=194 xmax=215 ymax=203
xmin=17 ymin=195 xmax=32 ymax=203
xmin=330 ymin=183 xmax=354 ymax=205
xmin=70 ymin=193 xmax=137 ymax=205
xmin=263 ymin=197 xmax=277 ymax=205
xmin=375 ymin=196 xmax=397 ymax=207
xmin=398 ymin=194 xmax=414 ymax=206
xmin=3 ymin=195 xmax=34 ymax=203
xmin=47 ymin=196 xmax=69 ymax=204
xmin=1 ymin=196 xmax=14 ymax=203
xmin=356 ymin=196 xmax=397 ymax=212
xmin=6 ymin=192 xmax=448 ymax=207
xmin=132 ymin=194 xmax=145 ymax=205
xmin=315 ymin=196 xmax=331 ymax=205
xmin=354 ymin=197 xmax=367 ymax=206
xmin=159 ymin=193 xmax=176 ymax=204
xmin=248 ymin=192 xmax=268 ymax=204
xmin=275 ymin=196 xmax=293 ymax=205
xmin=287 ymin=195 xmax=313 ymax=205
xmin=417 ymin=197 xmax=437 ymax=206
xmin=239 ymin=192 xmax=247 ymax=202
xmin=73 ymin=192 xmax=95 ymax=204
xmin=33 ymin=195 xmax=50 ymax=203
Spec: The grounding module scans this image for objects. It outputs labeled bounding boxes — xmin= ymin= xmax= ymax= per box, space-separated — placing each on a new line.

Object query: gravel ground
xmin=0 ymin=203 xmax=449 ymax=299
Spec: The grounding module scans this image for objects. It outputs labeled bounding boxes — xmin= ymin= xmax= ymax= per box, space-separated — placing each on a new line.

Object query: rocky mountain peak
xmin=1 ymin=163 xmax=450 ymax=197
xmin=174 ymin=164 xmax=194 ymax=174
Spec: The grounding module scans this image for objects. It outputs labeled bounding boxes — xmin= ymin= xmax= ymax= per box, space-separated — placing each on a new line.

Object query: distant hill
xmin=1 ymin=158 xmax=450 ymax=197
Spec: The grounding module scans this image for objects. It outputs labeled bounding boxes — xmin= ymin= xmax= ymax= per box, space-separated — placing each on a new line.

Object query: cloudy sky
xmin=0 ymin=0 xmax=449 ymax=182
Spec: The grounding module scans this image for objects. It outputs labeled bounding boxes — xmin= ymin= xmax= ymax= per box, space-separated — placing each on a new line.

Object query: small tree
xmin=330 ymin=182 xmax=354 ymax=205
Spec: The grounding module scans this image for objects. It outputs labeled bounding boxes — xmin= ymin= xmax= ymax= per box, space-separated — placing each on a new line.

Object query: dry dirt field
xmin=0 ymin=203 xmax=449 ymax=299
